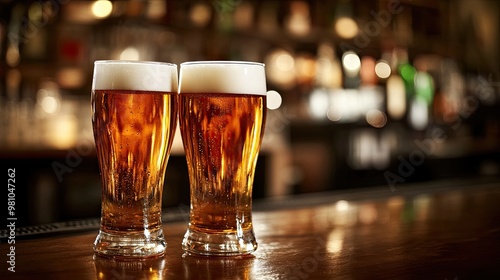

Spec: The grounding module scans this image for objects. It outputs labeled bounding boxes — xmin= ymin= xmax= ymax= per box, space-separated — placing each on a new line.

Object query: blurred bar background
xmin=1 ymin=0 xmax=499 ymax=226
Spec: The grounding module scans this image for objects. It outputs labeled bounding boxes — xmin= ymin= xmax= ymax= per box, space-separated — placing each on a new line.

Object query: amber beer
xmin=92 ymin=61 xmax=178 ymax=258
xmin=179 ymin=61 xmax=266 ymax=256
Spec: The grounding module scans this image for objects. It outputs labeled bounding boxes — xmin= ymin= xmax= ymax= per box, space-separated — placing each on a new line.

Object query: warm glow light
xmin=359 ymin=204 xmax=378 ymax=224
xmin=285 ymin=1 xmax=311 ymax=36
xmin=316 ymin=43 xmax=342 ymax=89
xmin=37 ymin=88 xmax=60 ymax=114
xmin=41 ymin=96 xmax=59 ymax=114
xmin=47 ymin=115 xmax=78 ymax=149
xmin=366 ymin=109 xmax=387 ymax=128
xmin=189 ymin=2 xmax=211 ymax=27
xmin=6 ymin=45 xmax=20 ymax=67
xmin=309 ymin=88 xmax=329 ymax=119
xmin=265 ymin=49 xmax=296 ymax=88
xmin=6 ymin=69 xmax=21 ymax=91
xmin=330 ymin=201 xmax=357 ymax=226
xmin=375 ymin=60 xmax=391 ymax=79
xmin=326 ymin=229 xmax=344 ymax=254
xmin=295 ymin=55 xmax=316 ymax=84
xmin=63 ymin=2 xmax=96 ymax=23
xmin=336 ymin=200 xmax=349 ymax=212
xmin=120 ymin=47 xmax=140 ymax=60
xmin=36 ymin=80 xmax=61 ymax=115
xmin=334 ymin=17 xmax=358 ymax=39
xmin=92 ymin=0 xmax=113 ymax=19
xmin=360 ymin=56 xmax=377 ymax=85
xmin=342 ymin=51 xmax=361 ymax=77
xmin=277 ymin=53 xmax=295 ymax=71
xmin=387 ymin=196 xmax=405 ymax=208
xmin=386 ymin=75 xmax=406 ymax=120
xmin=267 ymin=90 xmax=282 ymax=110
xmin=233 ymin=2 xmax=254 ymax=30
xmin=146 ymin=0 xmax=166 ymax=19
xmin=57 ymin=68 xmax=85 ymax=88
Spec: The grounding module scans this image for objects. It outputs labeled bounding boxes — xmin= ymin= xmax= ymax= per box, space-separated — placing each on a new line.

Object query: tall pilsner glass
xmin=179 ymin=61 xmax=267 ymax=256
xmin=92 ymin=60 xmax=178 ymax=259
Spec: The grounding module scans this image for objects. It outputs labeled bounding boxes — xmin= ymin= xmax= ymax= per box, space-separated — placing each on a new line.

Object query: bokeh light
xmin=366 ymin=109 xmax=387 ymax=128
xmin=120 ymin=47 xmax=140 ymax=60
xmin=92 ymin=0 xmax=113 ymax=19
xmin=37 ymin=88 xmax=60 ymax=114
xmin=267 ymin=90 xmax=282 ymax=110
xmin=334 ymin=17 xmax=358 ymax=39
xmin=375 ymin=60 xmax=391 ymax=79
xmin=189 ymin=2 xmax=211 ymax=27
xmin=386 ymin=75 xmax=406 ymax=120
xmin=336 ymin=200 xmax=349 ymax=212
xmin=360 ymin=56 xmax=377 ymax=85
xmin=309 ymin=88 xmax=329 ymax=119
xmin=342 ymin=51 xmax=361 ymax=77
xmin=265 ymin=49 xmax=296 ymax=88
xmin=400 ymin=63 xmax=416 ymax=83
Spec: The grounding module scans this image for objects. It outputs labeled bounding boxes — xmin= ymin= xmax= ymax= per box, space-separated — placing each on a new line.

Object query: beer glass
xmin=91 ymin=60 xmax=178 ymax=258
xmin=179 ymin=61 xmax=267 ymax=256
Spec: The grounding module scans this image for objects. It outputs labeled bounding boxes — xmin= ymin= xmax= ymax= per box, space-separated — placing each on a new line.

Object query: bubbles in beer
xmin=179 ymin=92 xmax=265 ymax=232
xmin=93 ymin=90 xmax=177 ymax=232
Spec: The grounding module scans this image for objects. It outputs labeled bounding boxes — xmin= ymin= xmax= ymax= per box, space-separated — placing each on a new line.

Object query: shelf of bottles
xmin=0 ymin=0 xmax=499 ymax=161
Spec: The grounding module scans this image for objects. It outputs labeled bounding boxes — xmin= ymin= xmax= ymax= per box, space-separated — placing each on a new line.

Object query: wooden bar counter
xmin=2 ymin=178 xmax=500 ymax=279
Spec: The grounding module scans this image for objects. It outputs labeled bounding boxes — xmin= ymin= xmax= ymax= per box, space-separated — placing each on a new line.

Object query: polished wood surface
xmin=2 ymin=179 xmax=500 ymax=279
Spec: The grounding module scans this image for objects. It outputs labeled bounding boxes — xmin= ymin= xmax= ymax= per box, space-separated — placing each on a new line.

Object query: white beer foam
xmin=92 ymin=60 xmax=178 ymax=91
xmin=179 ymin=61 xmax=266 ymax=95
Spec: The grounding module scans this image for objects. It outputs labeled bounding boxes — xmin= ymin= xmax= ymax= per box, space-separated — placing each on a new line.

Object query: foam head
xmin=179 ymin=61 xmax=266 ymax=95
xmin=92 ymin=60 xmax=178 ymax=92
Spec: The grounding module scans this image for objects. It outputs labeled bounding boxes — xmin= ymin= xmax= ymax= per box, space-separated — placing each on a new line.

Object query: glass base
xmin=182 ymin=227 xmax=257 ymax=256
xmin=93 ymin=228 xmax=166 ymax=259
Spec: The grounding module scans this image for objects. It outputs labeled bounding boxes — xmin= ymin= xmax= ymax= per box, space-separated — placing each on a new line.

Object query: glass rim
xmin=94 ymin=60 xmax=177 ymax=68
xmin=180 ymin=60 xmax=264 ymax=67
